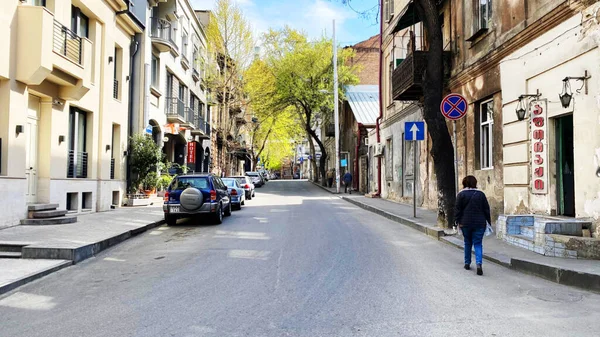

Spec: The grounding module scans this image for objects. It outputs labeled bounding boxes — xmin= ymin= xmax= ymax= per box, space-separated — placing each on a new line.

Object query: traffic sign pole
xmin=414 ymin=141 xmax=418 ymax=218
xmin=453 ymin=121 xmax=458 ymax=196
xmin=440 ymin=93 xmax=468 ymax=196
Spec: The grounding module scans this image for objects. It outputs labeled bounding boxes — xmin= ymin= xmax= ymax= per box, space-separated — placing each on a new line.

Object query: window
xmin=479 ymin=99 xmax=494 ymax=169
xmin=113 ymin=47 xmax=121 ymax=100
xmin=385 ymin=138 xmax=393 ymax=181
xmin=384 ymin=0 xmax=394 ymax=22
xmin=151 ymin=54 xmax=159 ymax=88
xmin=182 ymin=32 xmax=189 ymax=60
xmin=31 ymin=0 xmax=46 ymax=6
xmin=476 ymin=0 xmax=492 ymax=30
xmin=71 ymin=6 xmax=89 ymax=38
xmin=68 ymin=108 xmax=88 ymax=178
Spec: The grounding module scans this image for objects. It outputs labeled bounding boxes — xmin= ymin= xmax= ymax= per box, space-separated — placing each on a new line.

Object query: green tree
xmin=129 ymin=134 xmax=163 ymax=193
xmin=205 ymin=0 xmax=255 ymax=140
xmin=255 ymin=27 xmax=359 ymax=183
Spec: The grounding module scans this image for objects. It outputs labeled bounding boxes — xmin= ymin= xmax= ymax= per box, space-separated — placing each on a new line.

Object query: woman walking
xmin=454 ymin=175 xmax=491 ymax=276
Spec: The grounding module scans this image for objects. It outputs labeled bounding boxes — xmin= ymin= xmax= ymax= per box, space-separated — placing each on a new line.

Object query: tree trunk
xmin=306 ymin=130 xmax=318 ymax=181
xmin=307 ymin=128 xmax=328 ymax=185
xmin=414 ymin=0 xmax=456 ymax=228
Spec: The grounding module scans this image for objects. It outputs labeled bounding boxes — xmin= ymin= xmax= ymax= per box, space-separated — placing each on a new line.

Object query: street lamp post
xmin=333 ymin=19 xmax=340 ymax=193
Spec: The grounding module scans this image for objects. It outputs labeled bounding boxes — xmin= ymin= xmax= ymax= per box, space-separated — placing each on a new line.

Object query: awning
xmin=344 ymin=85 xmax=379 ymax=126
xmin=391 ymin=1 xmax=421 ymax=34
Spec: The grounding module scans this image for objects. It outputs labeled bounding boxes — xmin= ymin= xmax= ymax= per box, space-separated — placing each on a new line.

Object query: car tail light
xmin=244 ymin=184 xmax=249 ymax=189
xmin=231 ymin=189 xmax=238 ymax=196
xmin=164 ymin=191 xmax=169 ymax=202
xmin=210 ymin=190 xmax=217 ymax=201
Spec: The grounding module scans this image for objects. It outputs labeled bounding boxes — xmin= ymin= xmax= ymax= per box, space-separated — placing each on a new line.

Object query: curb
xmin=312 ymin=181 xmax=445 ymax=240
xmin=313 ymin=181 xmax=600 ymax=293
xmin=0 ymin=218 xmax=165 ymax=296
xmin=0 ymin=260 xmax=72 ymax=296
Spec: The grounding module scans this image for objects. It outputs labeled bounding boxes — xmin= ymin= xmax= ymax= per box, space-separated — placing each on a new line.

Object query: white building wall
xmin=500 ymin=13 xmax=600 ymax=235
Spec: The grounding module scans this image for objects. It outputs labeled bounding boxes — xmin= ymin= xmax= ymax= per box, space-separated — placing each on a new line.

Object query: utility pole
xmin=333 ymin=19 xmax=340 ymax=194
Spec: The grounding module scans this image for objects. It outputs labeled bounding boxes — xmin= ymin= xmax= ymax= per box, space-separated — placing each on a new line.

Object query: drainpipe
xmin=126 ymin=34 xmax=141 ymax=193
xmin=375 ymin=0 xmax=383 ymax=197
xmin=355 ymin=123 xmax=362 ymax=191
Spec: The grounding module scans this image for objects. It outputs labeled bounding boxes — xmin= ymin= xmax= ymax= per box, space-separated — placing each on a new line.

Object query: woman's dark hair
xmin=462 ymin=175 xmax=477 ymax=189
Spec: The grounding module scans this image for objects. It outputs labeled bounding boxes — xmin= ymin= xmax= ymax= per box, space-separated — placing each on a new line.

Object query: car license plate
xmin=170 ymin=206 xmax=180 ymax=213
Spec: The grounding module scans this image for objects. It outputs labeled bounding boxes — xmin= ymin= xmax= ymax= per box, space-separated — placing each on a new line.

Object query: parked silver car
xmin=222 ymin=178 xmax=245 ymax=210
xmin=229 ymin=176 xmax=255 ymax=200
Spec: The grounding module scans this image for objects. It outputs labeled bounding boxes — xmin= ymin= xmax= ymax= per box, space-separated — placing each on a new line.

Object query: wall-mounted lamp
xmin=105 ymin=144 xmax=111 ymax=152
xmin=15 ymin=125 xmax=23 ymax=135
xmin=123 ymin=150 xmax=128 ymax=157
xmin=108 ymin=56 xmax=113 ymax=64
xmin=559 ymin=71 xmax=591 ymax=109
xmin=126 ymin=75 xmax=130 ymax=81
xmin=52 ymin=99 xmax=64 ymax=106
xmin=515 ymin=90 xmax=542 ymax=121
xmin=58 ymin=135 xmax=65 ymax=145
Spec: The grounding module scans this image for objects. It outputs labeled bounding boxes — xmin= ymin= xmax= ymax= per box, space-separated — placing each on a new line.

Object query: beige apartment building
xmin=0 ymin=0 xmax=144 ymax=228
xmin=142 ymin=0 xmax=210 ymax=174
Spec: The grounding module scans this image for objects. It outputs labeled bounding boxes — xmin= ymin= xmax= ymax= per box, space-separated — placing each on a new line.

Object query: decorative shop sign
xmin=187 ymin=142 xmax=196 ymax=164
xmin=531 ymin=101 xmax=548 ymax=194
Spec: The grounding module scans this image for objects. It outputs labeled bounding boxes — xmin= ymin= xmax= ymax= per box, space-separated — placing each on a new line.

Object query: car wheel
xmin=224 ymin=202 xmax=232 ymax=216
xmin=241 ymin=199 xmax=245 ymax=206
xmin=213 ymin=203 xmax=223 ymax=224
xmin=165 ymin=214 xmax=177 ymax=226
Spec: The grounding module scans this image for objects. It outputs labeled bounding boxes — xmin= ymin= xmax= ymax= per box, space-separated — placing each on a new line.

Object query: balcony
xmin=16 ymin=6 xmax=92 ymax=101
xmin=191 ymin=116 xmax=210 ymax=138
xmin=182 ymin=107 xmax=196 ymax=128
xmin=150 ymin=17 xmax=178 ymax=55
xmin=165 ymin=97 xmax=186 ymax=124
xmin=392 ymin=51 xmax=428 ymax=101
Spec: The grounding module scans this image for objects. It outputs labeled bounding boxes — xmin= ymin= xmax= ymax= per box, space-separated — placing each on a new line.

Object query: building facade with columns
xmin=0 ymin=0 xmax=144 ymax=228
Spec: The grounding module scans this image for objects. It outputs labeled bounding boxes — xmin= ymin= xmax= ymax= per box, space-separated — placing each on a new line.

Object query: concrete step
xmin=0 ymin=243 xmax=27 ymax=252
xmin=27 ymin=204 xmax=59 ymax=212
xmin=0 ymin=251 xmax=22 ymax=258
xmin=30 ymin=209 xmax=68 ymax=219
xmin=20 ymin=216 xmax=77 ymax=226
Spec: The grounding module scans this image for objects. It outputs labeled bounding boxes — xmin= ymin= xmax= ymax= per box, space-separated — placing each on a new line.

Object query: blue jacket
xmin=454 ymin=189 xmax=491 ymax=228
xmin=343 ymin=172 xmax=352 ymax=183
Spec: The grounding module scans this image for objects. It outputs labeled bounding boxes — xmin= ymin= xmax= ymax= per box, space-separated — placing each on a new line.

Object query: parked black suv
xmin=163 ymin=174 xmax=232 ymax=226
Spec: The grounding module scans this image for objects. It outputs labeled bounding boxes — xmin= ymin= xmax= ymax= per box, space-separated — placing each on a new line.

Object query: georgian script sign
xmin=531 ymin=101 xmax=548 ymax=194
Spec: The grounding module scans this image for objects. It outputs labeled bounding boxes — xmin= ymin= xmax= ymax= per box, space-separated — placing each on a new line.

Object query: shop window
xmin=478 ymin=99 xmax=494 ymax=169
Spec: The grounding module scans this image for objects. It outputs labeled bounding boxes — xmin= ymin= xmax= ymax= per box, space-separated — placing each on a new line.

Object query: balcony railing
xmin=53 ymin=20 xmax=82 ymax=64
xmin=113 ymin=79 xmax=119 ymax=99
xmin=165 ymin=97 xmax=185 ymax=119
xmin=184 ymin=107 xmax=196 ymax=127
xmin=392 ymin=51 xmax=427 ymax=101
xmin=67 ymin=150 xmax=88 ymax=178
xmin=110 ymin=158 xmax=115 ymax=179
xmin=149 ymin=17 xmax=177 ymax=48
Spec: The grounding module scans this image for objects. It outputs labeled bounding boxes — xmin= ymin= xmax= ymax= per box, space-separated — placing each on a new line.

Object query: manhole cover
xmin=527 ymin=288 xmax=583 ymax=303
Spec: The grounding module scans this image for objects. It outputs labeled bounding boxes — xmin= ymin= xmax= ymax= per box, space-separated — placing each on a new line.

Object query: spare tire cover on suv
xmin=180 ymin=187 xmax=204 ymax=211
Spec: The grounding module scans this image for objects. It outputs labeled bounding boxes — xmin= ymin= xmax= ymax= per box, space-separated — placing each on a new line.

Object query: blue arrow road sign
xmin=404 ymin=121 xmax=425 ymax=141
xmin=145 ymin=125 xmax=153 ymax=135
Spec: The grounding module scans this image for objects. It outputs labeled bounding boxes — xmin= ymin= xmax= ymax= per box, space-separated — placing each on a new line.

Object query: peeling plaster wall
xmin=500 ymin=13 xmax=600 ymax=236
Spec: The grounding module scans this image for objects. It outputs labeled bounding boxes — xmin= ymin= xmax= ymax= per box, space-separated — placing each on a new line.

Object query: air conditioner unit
xmin=374 ymin=143 xmax=385 ymax=157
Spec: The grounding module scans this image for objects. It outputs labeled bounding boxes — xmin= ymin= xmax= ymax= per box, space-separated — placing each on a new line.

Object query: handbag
xmin=485 ymin=221 xmax=494 ymax=236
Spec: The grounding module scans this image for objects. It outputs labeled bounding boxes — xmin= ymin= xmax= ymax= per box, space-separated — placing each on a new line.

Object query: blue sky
xmin=190 ymin=0 xmax=380 ymax=46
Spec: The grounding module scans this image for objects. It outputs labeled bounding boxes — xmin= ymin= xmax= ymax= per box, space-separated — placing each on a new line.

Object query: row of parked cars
xmin=162 ymin=171 xmax=269 ymax=226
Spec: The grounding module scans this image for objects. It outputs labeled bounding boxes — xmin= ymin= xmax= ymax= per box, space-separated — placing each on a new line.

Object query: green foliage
xmin=129 ymin=134 xmax=163 ymax=192
xmin=142 ymin=171 xmax=159 ymax=191
xmin=157 ymin=174 xmax=173 ymax=191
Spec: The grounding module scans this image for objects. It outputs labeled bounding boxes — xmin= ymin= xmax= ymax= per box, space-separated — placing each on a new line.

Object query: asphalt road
xmin=1 ymin=181 xmax=599 ymax=337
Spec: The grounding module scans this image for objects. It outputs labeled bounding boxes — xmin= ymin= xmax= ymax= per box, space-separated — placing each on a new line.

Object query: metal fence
xmin=53 ymin=20 xmax=82 ymax=64
xmin=110 ymin=158 xmax=115 ymax=179
xmin=67 ymin=150 xmax=88 ymax=178
xmin=165 ymin=97 xmax=185 ymax=119
xmin=113 ymin=79 xmax=119 ymax=100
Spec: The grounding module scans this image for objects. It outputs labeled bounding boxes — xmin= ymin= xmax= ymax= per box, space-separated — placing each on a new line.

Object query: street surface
xmin=1 ymin=181 xmax=599 ymax=337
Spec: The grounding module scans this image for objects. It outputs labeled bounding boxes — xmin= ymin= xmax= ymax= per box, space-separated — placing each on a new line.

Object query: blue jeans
xmin=462 ymin=226 xmax=485 ymax=265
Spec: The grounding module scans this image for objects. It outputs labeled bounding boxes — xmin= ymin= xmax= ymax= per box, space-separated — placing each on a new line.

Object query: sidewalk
xmin=313 ymin=182 xmax=600 ymax=293
xmin=0 ymin=204 xmax=164 ymax=295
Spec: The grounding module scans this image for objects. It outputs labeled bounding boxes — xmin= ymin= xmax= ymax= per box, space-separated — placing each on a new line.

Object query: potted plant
xmin=142 ymin=171 xmax=159 ymax=195
xmin=157 ymin=174 xmax=173 ymax=197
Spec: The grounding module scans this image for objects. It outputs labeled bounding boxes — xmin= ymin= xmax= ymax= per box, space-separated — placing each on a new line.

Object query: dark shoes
xmin=464 ymin=264 xmax=471 ymax=270
xmin=477 ymin=264 xmax=483 ymax=276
